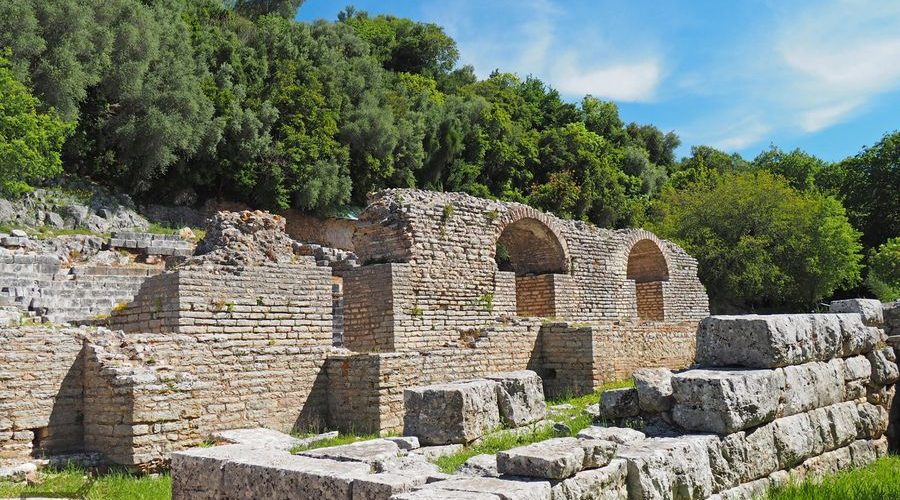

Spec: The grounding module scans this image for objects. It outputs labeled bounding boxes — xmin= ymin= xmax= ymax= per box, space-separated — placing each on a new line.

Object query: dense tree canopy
xmin=0 ymin=0 xmax=895 ymax=310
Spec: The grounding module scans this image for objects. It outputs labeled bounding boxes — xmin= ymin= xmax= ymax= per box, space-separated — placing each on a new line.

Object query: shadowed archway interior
xmin=626 ymin=239 xmax=669 ymax=320
xmin=496 ymin=218 xmax=568 ymax=317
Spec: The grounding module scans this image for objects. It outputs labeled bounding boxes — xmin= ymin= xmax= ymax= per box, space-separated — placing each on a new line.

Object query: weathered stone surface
xmin=171 ymin=444 xmax=370 ymax=500
xmin=484 ymin=371 xmax=548 ymax=427
xmin=549 ymin=459 xmax=628 ymax=500
xmin=300 ymin=439 xmax=401 ymax=464
xmin=708 ymin=476 xmax=773 ymax=500
xmin=411 ymin=444 xmax=465 ymax=460
xmin=497 ymin=438 xmax=586 ymax=479
xmin=829 ymin=299 xmax=883 ymax=326
xmin=575 ymin=426 xmax=646 ymax=444
xmin=633 ymin=368 xmax=674 ymax=413
xmin=387 ymin=436 xmax=421 ymax=451
xmin=580 ymin=439 xmax=618 ymax=469
xmin=392 ymin=490 xmax=503 ymax=499
xmin=770 ymin=402 xmax=859 ymax=469
xmin=190 ymin=210 xmax=296 ymax=266
xmin=353 ymin=473 xmax=427 ymax=500
xmin=696 ymin=314 xmax=878 ymax=368
xmin=598 ymin=388 xmax=640 ymax=420
xmin=866 ymin=347 xmax=899 ymax=386
xmin=374 ymin=454 xmax=444 ymax=481
xmin=671 ymin=369 xmax=785 ymax=434
xmin=841 ymin=355 xmax=872 ymax=399
xmin=210 ymin=427 xmax=305 ymax=451
xmin=856 ymin=402 xmax=889 ymax=439
xmin=617 ymin=435 xmax=716 ymax=500
xmin=458 ymin=454 xmax=500 ymax=478
xmin=705 ymin=423 xmax=778 ymax=492
xmin=421 ymin=476 xmax=552 ymax=500
xmin=780 ymin=360 xmax=844 ymax=416
xmin=404 ymin=380 xmax=501 ymax=445
xmin=0 ymin=462 xmax=37 ymax=480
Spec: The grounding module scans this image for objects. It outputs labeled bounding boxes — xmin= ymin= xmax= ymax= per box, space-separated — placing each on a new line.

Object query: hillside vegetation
xmin=0 ymin=0 xmax=896 ymax=311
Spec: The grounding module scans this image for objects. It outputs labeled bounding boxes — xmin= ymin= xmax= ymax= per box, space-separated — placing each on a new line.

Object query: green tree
xmin=668 ymin=145 xmax=749 ymax=189
xmin=233 ymin=0 xmax=305 ymax=19
xmin=0 ymin=55 xmax=71 ymax=194
xmin=652 ymin=171 xmax=862 ymax=312
xmin=867 ymin=238 xmax=900 ymax=301
xmin=752 ymin=146 xmax=827 ymax=191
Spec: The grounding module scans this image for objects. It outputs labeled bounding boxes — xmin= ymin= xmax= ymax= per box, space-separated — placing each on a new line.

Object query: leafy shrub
xmin=866 ymin=237 xmax=900 ymax=301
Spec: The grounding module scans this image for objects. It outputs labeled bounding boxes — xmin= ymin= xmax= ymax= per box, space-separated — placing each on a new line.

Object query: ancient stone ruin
xmin=0 ymin=189 xmax=897 ymax=499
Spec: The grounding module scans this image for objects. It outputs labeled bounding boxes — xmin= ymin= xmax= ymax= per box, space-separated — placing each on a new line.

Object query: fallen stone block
xmin=375 ymin=454 xmax=445 ymax=483
xmin=300 ymin=439 xmax=401 ymax=464
xmin=171 ymin=444 xmax=370 ymax=500
xmin=458 ymin=454 xmax=500 ymax=478
xmin=598 ymin=388 xmax=640 ymax=420
xmin=633 ymin=368 xmax=674 ymax=413
xmin=696 ymin=314 xmax=878 ymax=368
xmin=617 ymin=435 xmax=716 ymax=500
xmin=671 ymin=368 xmax=784 ymax=434
xmin=411 ymin=444 xmax=464 ymax=460
xmin=829 ymin=299 xmax=883 ymax=326
xmin=497 ymin=438 xmax=586 ymax=479
xmin=549 ymin=459 xmax=627 ymax=500
xmin=353 ymin=473 xmax=428 ymax=500
xmin=484 ymin=371 xmax=548 ymax=427
xmin=405 ymin=380 xmax=501 ymax=445
xmin=575 ymin=426 xmax=646 ymax=444
xmin=392 ymin=490 xmax=503 ymax=499
xmin=419 ymin=476 xmax=552 ymax=500
xmin=387 ymin=436 xmax=421 ymax=451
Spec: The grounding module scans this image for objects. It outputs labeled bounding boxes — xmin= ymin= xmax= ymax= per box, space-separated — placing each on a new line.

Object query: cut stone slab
xmin=598 ymin=388 xmax=640 ymax=420
xmin=497 ymin=438 xmax=586 ymax=479
xmin=633 ymin=368 xmax=674 ymax=413
xmin=866 ymin=348 xmax=899 ymax=386
xmin=549 ymin=459 xmax=627 ymax=500
xmin=299 ymin=439 xmax=401 ymax=464
xmin=458 ymin=454 xmax=500 ymax=478
xmin=671 ymin=368 xmax=785 ymax=434
xmin=375 ymin=455 xmax=444 ymax=482
xmin=420 ymin=476 xmax=552 ymax=500
xmin=617 ymin=435 xmax=716 ymax=500
xmin=842 ymin=355 xmax=872 ymax=400
xmin=210 ymin=427 xmax=313 ymax=451
xmin=576 ymin=426 xmax=646 ymax=444
xmin=696 ymin=314 xmax=879 ymax=368
xmin=171 ymin=444 xmax=370 ymax=500
xmin=411 ymin=444 xmax=464 ymax=460
xmin=780 ymin=360 xmax=845 ymax=417
xmin=704 ymin=423 xmax=779 ymax=492
xmin=829 ymin=299 xmax=883 ymax=326
xmin=353 ymin=472 xmax=427 ymax=500
xmin=405 ymin=379 xmax=501 ymax=445
xmin=484 ymin=371 xmax=548 ymax=428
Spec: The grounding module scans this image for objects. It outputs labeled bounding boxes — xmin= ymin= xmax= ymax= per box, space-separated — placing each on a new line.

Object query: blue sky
xmin=297 ymin=0 xmax=900 ymax=162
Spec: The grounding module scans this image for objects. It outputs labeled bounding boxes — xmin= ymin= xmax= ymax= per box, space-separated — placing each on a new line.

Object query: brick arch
xmin=621 ymin=231 xmax=670 ymax=320
xmin=494 ymin=207 xmax=570 ymax=276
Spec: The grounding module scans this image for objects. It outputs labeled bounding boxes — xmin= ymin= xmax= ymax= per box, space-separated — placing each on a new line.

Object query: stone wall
xmin=0 ymin=327 xmax=86 ymax=463
xmin=540 ymin=321 xmax=698 ymax=398
xmin=344 ymin=190 xmax=709 ymax=352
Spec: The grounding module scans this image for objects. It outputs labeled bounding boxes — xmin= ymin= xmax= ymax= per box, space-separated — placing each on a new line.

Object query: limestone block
xmin=829 ymin=299 xmax=883 ymax=326
xmin=866 ymin=347 xmax=899 ymax=386
xmin=496 ymin=438 xmax=586 ymax=479
xmin=848 ymin=438 xmax=887 ymax=468
xmin=780 ymin=360 xmax=844 ymax=416
xmin=419 ymin=476 xmax=552 ymax=500
xmin=633 ymin=368 xmax=674 ymax=413
xmin=353 ymin=473 xmax=427 ymax=500
xmin=841 ymin=355 xmax=872 ymax=399
xmin=771 ymin=411 xmax=827 ymax=469
xmin=375 ymin=455 xmax=444 ymax=479
xmin=549 ymin=459 xmax=628 ymax=500
xmin=704 ymin=423 xmax=778 ymax=492
xmin=458 ymin=454 xmax=500 ymax=478
xmin=484 ymin=371 xmax=548 ymax=427
xmin=617 ymin=435 xmax=716 ymax=500
xmin=171 ymin=444 xmax=369 ymax=500
xmin=300 ymin=439 xmax=401 ymax=464
xmin=794 ymin=446 xmax=853 ymax=483
xmin=576 ymin=426 xmax=646 ymax=444
xmin=856 ymin=402 xmax=888 ymax=439
xmin=411 ymin=444 xmax=465 ymax=460
xmin=404 ymin=380 xmax=501 ymax=445
xmin=671 ymin=369 xmax=784 ymax=434
xmin=696 ymin=314 xmax=877 ymax=368
xmin=210 ymin=427 xmax=304 ymax=451
xmin=387 ymin=436 xmax=421 ymax=451
xmin=598 ymin=388 xmax=640 ymax=420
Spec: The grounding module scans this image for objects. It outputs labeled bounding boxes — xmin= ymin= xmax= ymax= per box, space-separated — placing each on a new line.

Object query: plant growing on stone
xmin=476 ymin=291 xmax=494 ymax=312
xmin=409 ymin=305 xmax=424 ymax=317
xmin=484 ymin=209 xmax=499 ymax=222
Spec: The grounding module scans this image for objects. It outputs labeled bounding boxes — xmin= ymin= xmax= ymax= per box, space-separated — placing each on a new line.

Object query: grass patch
xmin=433 ymin=378 xmax=634 ymax=473
xmin=767 ymin=455 xmax=900 ymax=500
xmin=31 ymin=226 xmax=106 ymax=240
xmin=0 ymin=466 xmax=171 ymax=500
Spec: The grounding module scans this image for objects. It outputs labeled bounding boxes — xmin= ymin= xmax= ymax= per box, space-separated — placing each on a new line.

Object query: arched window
xmin=626 ymin=239 xmax=669 ymax=320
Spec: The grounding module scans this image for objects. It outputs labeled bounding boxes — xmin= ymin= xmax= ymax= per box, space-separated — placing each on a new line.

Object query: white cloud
xmin=798 ymin=100 xmax=864 ymax=132
xmin=553 ymin=58 xmax=661 ymax=101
